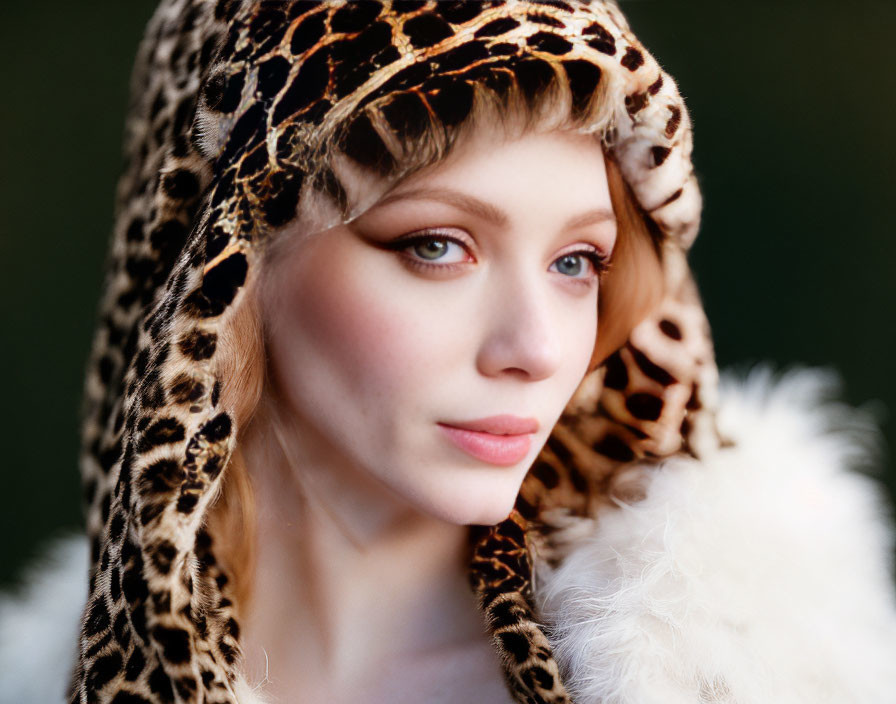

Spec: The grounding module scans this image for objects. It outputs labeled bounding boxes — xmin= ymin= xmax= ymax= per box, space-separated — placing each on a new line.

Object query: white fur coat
xmin=3 ymin=366 xmax=896 ymax=703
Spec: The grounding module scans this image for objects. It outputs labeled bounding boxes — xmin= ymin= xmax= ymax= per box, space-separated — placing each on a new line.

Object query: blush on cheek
xmin=274 ymin=233 xmax=420 ymax=405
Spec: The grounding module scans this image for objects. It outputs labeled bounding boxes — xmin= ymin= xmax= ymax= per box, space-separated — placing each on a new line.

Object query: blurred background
xmin=1 ymin=0 xmax=894 ymax=587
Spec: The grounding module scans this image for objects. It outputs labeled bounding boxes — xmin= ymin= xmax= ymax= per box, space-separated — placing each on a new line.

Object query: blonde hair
xmin=206 ymin=80 xmax=665 ymax=612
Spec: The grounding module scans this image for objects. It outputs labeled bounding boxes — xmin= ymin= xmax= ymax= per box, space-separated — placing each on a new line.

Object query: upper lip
xmin=439 ymin=415 xmax=540 ymax=435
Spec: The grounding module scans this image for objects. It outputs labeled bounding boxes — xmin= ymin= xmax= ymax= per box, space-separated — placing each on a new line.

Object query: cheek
xmin=584 ymin=294 xmax=601 ymax=373
xmin=558 ymin=290 xmax=600 ymax=383
xmin=265 ymin=235 xmax=442 ymax=426
xmin=291 ymin=264 xmax=402 ymax=393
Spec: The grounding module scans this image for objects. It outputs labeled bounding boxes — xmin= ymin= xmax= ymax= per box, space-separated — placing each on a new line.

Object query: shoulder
xmin=537 ymin=365 xmax=896 ymax=704
xmin=0 ymin=534 xmax=88 ymax=704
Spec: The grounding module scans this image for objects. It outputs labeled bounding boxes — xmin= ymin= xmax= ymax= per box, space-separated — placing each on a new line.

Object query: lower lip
xmin=437 ymin=424 xmax=533 ymax=466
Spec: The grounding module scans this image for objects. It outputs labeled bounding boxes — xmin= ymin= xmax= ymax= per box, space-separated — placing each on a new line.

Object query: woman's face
xmin=261 ymin=128 xmax=617 ymax=525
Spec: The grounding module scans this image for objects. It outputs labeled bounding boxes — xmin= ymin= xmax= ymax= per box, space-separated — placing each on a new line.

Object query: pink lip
xmin=437 ymin=415 xmax=539 ymax=466
xmin=441 ymin=415 xmax=540 ymax=435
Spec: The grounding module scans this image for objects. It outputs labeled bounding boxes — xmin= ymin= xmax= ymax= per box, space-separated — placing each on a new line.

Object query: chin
xmin=418 ymin=485 xmax=519 ymax=527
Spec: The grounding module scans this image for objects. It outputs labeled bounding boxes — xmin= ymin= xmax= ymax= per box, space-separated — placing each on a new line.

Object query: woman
xmin=3 ymin=1 xmax=896 ymax=703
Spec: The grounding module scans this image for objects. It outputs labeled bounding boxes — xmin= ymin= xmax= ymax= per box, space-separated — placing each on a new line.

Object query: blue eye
xmin=551 ymin=251 xmax=610 ymax=279
xmin=553 ymin=254 xmax=588 ymax=277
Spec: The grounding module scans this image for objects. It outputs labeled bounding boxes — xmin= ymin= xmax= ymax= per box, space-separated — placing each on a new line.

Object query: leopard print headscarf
xmin=72 ymin=2 xmax=720 ymax=702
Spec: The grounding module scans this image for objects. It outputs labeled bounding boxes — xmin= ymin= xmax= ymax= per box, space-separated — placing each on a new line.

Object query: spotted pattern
xmin=72 ymin=2 xmax=720 ymax=702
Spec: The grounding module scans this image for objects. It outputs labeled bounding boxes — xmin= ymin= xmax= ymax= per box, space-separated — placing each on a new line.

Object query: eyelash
xmin=383 ymin=231 xmax=612 ymax=283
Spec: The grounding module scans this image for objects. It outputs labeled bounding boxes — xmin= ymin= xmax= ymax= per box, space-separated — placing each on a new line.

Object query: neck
xmin=235 ymin=395 xmax=486 ymax=692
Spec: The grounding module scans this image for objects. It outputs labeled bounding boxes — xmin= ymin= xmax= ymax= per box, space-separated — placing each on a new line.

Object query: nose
xmin=475 ymin=272 xmax=563 ymax=382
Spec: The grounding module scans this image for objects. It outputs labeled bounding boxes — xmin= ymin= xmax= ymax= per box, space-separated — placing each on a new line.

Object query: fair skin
xmin=239 ymin=126 xmax=617 ymax=703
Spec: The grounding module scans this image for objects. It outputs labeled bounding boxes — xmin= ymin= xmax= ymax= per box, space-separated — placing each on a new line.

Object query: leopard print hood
xmin=73 ymin=2 xmax=720 ymax=702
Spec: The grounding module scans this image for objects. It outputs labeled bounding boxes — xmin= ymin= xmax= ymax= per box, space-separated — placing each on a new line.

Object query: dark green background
xmin=2 ymin=1 xmax=894 ymax=586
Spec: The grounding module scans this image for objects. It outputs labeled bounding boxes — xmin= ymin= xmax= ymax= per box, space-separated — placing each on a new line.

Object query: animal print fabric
xmin=72 ymin=2 xmax=720 ymax=702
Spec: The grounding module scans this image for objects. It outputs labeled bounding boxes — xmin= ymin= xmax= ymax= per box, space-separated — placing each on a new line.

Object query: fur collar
xmin=535 ymin=365 xmax=896 ymax=703
xmin=4 ymin=366 xmax=895 ymax=703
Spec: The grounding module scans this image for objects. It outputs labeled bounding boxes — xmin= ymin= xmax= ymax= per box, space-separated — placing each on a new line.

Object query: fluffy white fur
xmin=0 ymin=534 xmax=88 ymax=704
xmin=536 ymin=365 xmax=896 ymax=703
xmin=3 ymin=366 xmax=896 ymax=703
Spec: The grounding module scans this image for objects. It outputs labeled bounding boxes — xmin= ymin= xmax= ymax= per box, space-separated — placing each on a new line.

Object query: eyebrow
xmin=368 ymin=187 xmax=616 ymax=231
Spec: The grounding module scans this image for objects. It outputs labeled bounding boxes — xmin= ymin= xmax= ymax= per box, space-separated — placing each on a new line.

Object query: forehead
xmin=334 ymin=121 xmax=604 ymax=213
